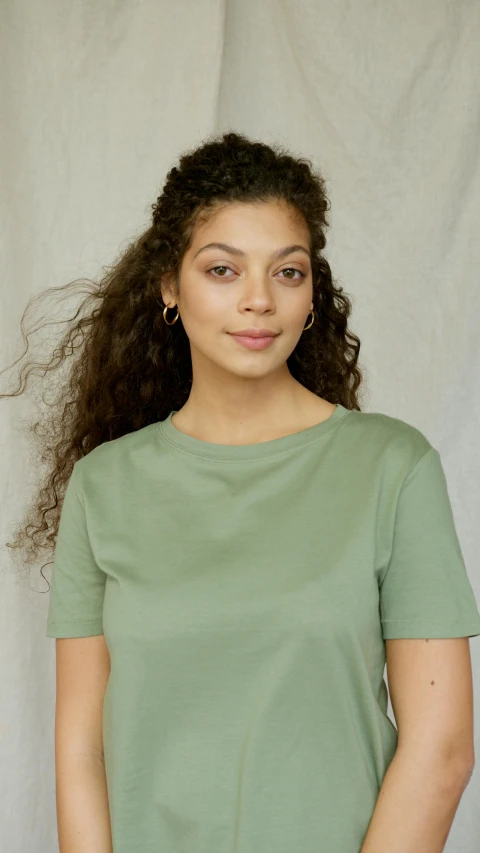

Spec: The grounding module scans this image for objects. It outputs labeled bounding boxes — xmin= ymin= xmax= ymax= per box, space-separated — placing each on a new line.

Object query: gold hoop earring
xmin=303 ymin=309 xmax=314 ymax=331
xmin=163 ymin=304 xmax=179 ymax=325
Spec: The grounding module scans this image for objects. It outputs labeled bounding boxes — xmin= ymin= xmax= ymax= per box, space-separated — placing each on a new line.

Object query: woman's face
xmin=162 ymin=200 xmax=313 ymax=382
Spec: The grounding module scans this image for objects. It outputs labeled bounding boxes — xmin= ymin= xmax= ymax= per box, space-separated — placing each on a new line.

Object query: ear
xmin=160 ymin=273 xmax=176 ymax=306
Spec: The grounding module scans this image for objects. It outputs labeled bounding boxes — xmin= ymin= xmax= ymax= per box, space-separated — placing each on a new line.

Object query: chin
xmin=223 ymin=359 xmax=278 ymax=380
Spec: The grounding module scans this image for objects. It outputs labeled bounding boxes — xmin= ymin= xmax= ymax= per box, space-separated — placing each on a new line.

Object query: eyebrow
xmin=193 ymin=242 xmax=311 ymax=261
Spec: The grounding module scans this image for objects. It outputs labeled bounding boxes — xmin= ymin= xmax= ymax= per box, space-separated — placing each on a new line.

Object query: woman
xmin=7 ymin=132 xmax=480 ymax=852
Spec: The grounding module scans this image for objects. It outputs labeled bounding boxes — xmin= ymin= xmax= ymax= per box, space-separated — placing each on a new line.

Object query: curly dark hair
xmin=3 ymin=130 xmax=364 ymax=588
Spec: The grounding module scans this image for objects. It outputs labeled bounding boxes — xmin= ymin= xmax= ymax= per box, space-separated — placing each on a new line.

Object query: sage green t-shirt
xmin=46 ymin=403 xmax=480 ymax=853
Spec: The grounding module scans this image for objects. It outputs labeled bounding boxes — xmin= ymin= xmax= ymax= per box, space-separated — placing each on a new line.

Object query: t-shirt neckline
xmin=157 ymin=403 xmax=351 ymax=460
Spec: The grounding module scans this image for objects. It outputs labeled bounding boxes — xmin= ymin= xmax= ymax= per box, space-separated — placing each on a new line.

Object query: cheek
xmin=278 ymin=292 xmax=313 ymax=328
xmin=181 ymin=285 xmax=230 ymax=329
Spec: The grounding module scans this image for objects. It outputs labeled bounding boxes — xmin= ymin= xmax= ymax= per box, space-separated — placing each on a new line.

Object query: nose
xmin=238 ymin=272 xmax=276 ymax=312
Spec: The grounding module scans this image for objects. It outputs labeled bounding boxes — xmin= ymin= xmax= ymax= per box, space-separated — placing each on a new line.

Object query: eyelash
xmin=206 ymin=266 xmax=306 ymax=282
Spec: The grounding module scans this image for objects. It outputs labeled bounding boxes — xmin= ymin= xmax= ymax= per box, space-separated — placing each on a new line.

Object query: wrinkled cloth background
xmin=1 ymin=1 xmax=479 ymax=851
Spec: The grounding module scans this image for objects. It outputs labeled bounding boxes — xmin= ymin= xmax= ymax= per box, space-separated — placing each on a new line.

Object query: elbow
xmin=443 ymin=752 xmax=475 ymax=790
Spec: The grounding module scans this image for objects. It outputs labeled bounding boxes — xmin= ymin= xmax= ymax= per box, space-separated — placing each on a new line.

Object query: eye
xmin=280 ymin=268 xmax=305 ymax=281
xmin=207 ymin=266 xmax=234 ymax=278
xmin=207 ymin=266 xmax=305 ymax=280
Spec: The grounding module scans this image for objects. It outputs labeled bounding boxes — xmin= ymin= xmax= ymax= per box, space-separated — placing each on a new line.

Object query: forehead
xmin=190 ymin=200 xmax=309 ymax=249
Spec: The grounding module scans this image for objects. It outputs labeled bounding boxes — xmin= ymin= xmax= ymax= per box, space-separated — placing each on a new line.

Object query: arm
xmin=54 ymin=634 xmax=113 ymax=853
xmin=360 ymin=636 xmax=476 ymax=853
xmin=359 ymin=743 xmax=473 ymax=852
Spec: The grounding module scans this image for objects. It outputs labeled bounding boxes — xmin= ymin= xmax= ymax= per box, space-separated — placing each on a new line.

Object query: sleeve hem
xmin=46 ymin=619 xmax=104 ymax=638
xmin=381 ymin=617 xmax=480 ymax=639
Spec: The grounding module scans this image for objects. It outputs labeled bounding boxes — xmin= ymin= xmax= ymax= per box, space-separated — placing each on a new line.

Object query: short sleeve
xmin=46 ymin=461 xmax=106 ymax=638
xmin=379 ymin=447 xmax=480 ymax=639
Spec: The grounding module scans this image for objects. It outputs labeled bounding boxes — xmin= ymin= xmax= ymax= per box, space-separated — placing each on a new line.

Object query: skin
xmin=160 ymin=199 xmax=336 ymax=445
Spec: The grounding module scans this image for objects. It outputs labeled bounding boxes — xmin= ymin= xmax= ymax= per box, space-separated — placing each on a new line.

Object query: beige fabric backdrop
xmin=1 ymin=1 xmax=479 ymax=850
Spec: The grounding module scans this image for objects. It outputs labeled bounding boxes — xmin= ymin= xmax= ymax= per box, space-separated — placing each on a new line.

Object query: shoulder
xmin=72 ymin=422 xmax=160 ymax=494
xmin=341 ymin=406 xmax=434 ymax=477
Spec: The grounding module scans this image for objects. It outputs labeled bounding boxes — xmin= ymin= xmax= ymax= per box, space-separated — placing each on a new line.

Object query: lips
xmin=228 ymin=329 xmax=279 ymax=338
xmin=228 ymin=330 xmax=279 ymax=350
